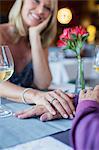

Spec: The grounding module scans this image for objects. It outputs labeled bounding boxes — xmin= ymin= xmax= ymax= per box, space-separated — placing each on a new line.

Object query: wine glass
xmin=0 ymin=45 xmax=14 ymax=117
xmin=93 ymin=45 xmax=99 ymax=72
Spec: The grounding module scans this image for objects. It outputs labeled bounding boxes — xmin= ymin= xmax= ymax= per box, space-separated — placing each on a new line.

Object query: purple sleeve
xmin=71 ymin=100 xmax=99 ymax=150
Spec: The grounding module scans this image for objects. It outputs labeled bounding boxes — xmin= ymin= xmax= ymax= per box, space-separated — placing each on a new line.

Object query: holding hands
xmin=16 ymin=85 xmax=99 ymax=121
xmin=15 ymin=89 xmax=75 ymax=120
xmin=34 ymin=89 xmax=75 ymax=118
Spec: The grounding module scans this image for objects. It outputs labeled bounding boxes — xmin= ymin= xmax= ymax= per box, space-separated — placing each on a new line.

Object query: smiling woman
xmin=0 ymin=0 xmax=77 ymax=121
xmin=0 ymin=0 xmax=77 ymax=120
xmin=9 ymin=0 xmax=57 ymax=47
xmin=21 ymin=0 xmax=52 ymax=27
xmin=0 ymin=0 xmax=74 ymax=119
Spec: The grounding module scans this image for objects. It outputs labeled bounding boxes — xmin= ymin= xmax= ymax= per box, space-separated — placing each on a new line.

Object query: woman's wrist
xmin=21 ymin=88 xmax=33 ymax=104
xmin=29 ymin=28 xmax=40 ymax=37
xmin=29 ymin=31 xmax=41 ymax=46
xmin=21 ymin=88 xmax=43 ymax=104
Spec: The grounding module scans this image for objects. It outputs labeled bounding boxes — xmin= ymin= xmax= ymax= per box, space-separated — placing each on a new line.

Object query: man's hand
xmin=15 ymin=105 xmax=62 ymax=121
xmin=79 ymin=85 xmax=99 ymax=103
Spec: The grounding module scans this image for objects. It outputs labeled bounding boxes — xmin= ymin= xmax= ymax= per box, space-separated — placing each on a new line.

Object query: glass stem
xmin=0 ymin=97 xmax=2 ymax=106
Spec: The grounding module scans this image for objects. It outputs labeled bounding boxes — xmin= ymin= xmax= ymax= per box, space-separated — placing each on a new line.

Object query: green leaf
xmin=71 ymin=34 xmax=77 ymax=40
xmin=63 ymin=46 xmax=69 ymax=51
xmin=77 ymin=41 xmax=83 ymax=49
xmin=78 ymin=35 xmax=82 ymax=41
xmin=82 ymin=34 xmax=89 ymax=42
xmin=67 ymin=40 xmax=71 ymax=47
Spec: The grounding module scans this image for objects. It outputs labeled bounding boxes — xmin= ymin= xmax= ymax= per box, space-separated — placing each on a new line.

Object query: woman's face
xmin=21 ymin=0 xmax=52 ymax=27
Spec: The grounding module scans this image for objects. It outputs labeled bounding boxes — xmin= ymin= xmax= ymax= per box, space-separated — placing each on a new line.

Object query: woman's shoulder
xmin=0 ymin=23 xmax=9 ymax=31
xmin=0 ymin=23 xmax=14 ymax=44
xmin=0 ymin=23 xmax=8 ymax=43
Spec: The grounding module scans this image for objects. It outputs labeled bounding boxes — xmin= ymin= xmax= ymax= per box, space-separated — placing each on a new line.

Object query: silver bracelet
xmin=21 ymin=88 xmax=32 ymax=104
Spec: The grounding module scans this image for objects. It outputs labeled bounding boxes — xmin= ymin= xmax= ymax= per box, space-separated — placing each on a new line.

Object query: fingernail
xmin=40 ymin=117 xmax=47 ymax=122
xmin=40 ymin=118 xmax=44 ymax=122
xmin=73 ymin=111 xmax=76 ymax=115
xmin=63 ymin=114 xmax=68 ymax=119
xmin=69 ymin=114 xmax=74 ymax=119
xmin=52 ymin=111 xmax=56 ymax=115
xmin=17 ymin=115 xmax=21 ymax=119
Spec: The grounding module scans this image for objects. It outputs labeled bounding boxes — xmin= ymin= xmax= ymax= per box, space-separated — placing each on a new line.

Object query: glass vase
xmin=75 ymin=58 xmax=85 ymax=94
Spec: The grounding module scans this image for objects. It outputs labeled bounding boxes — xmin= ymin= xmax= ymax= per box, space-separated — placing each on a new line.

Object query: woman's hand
xmin=15 ymin=105 xmax=62 ymax=121
xmin=35 ymin=90 xmax=75 ymax=119
xmin=79 ymin=85 xmax=99 ymax=103
xmin=29 ymin=15 xmax=51 ymax=35
xmin=24 ymin=89 xmax=75 ymax=119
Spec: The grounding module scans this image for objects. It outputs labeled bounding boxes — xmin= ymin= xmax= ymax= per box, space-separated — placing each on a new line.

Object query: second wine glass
xmin=93 ymin=45 xmax=99 ymax=72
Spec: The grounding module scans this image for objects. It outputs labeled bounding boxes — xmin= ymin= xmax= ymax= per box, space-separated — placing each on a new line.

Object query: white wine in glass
xmin=0 ymin=45 xmax=14 ymax=117
xmin=0 ymin=67 xmax=13 ymax=82
xmin=93 ymin=46 xmax=99 ymax=72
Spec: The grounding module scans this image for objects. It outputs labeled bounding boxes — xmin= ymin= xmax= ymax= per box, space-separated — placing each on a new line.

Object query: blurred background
xmin=0 ymin=0 xmax=99 ymax=44
xmin=0 ymin=0 xmax=99 ymax=87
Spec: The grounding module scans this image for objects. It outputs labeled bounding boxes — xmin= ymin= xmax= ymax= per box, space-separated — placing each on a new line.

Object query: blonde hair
xmin=9 ymin=0 xmax=58 ymax=47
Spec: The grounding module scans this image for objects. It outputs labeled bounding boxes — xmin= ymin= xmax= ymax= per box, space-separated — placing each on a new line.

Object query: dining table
xmin=1 ymin=79 xmax=99 ymax=150
xmin=0 ymin=83 xmax=75 ymax=150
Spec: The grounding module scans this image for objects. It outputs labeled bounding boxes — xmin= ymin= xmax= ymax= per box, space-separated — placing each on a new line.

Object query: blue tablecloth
xmin=0 ymin=101 xmax=72 ymax=149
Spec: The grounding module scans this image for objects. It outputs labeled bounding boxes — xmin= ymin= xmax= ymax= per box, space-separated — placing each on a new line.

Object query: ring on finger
xmin=51 ymin=98 xmax=57 ymax=104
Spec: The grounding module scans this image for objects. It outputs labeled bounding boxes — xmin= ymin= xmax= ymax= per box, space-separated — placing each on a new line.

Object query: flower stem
xmin=75 ymin=57 xmax=85 ymax=93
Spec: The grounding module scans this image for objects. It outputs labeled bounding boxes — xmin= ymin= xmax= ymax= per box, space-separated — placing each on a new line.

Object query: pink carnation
xmin=71 ymin=26 xmax=88 ymax=36
xmin=60 ymin=28 xmax=71 ymax=40
xmin=57 ymin=26 xmax=89 ymax=51
xmin=57 ymin=40 xmax=66 ymax=47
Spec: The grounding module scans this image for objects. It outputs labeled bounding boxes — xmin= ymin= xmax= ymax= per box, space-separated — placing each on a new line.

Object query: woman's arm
xmin=0 ymin=81 xmax=75 ymax=117
xmin=29 ymin=16 xmax=52 ymax=89
xmin=0 ymin=81 xmax=42 ymax=103
xmin=29 ymin=31 xmax=52 ymax=89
